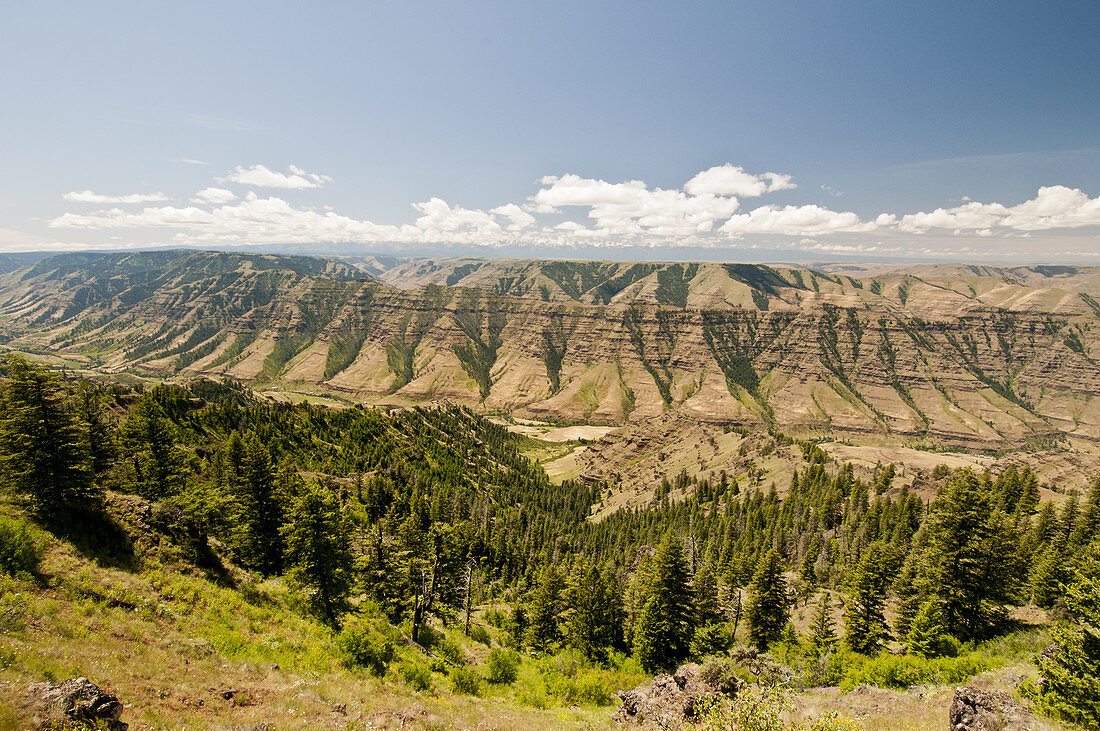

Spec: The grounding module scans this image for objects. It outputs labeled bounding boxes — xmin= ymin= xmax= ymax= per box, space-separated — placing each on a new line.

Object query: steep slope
xmin=1 ymin=251 xmax=1098 ymax=453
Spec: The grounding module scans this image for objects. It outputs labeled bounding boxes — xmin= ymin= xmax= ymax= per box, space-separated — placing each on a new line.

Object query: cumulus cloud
xmin=530 ymin=174 xmax=741 ymax=236
xmin=898 ymin=185 xmax=1100 ymax=233
xmin=721 ymin=204 xmax=877 ymax=236
xmin=489 ymin=203 xmax=537 ymax=230
xmin=225 ymin=164 xmax=332 ymax=189
xmin=192 ymin=187 xmax=237 ymax=204
xmin=684 ymin=164 xmax=795 ymax=197
xmin=63 ymin=190 xmax=168 ymax=204
xmin=45 ymin=163 xmax=1100 ymax=254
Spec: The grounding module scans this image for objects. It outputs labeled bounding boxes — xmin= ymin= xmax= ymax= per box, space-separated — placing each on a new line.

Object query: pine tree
xmin=808 ymin=591 xmax=837 ymax=654
xmin=117 ymin=395 xmax=185 ymax=499
xmin=0 ymin=355 xmax=97 ymax=519
xmin=906 ymin=597 xmax=946 ymax=658
xmin=526 ymin=563 xmax=564 ymax=653
xmin=563 ymin=562 xmax=624 ymax=663
xmin=76 ymin=381 xmax=114 ymax=475
xmin=632 ymin=531 xmax=695 ymax=672
xmin=693 ymin=563 xmax=723 ymax=626
xmin=917 ymin=470 xmax=1022 ymax=638
xmin=746 ymin=549 xmax=790 ymax=652
xmin=1033 ymin=548 xmax=1100 ymax=728
xmin=235 ymin=431 xmax=284 ymax=574
xmin=281 ymin=482 xmax=353 ymax=626
xmin=844 ymin=545 xmax=891 ymax=655
xmin=1029 ymin=543 xmax=1069 ymax=609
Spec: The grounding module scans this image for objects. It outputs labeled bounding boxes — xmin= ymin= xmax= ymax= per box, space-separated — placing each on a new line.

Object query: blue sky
xmin=2 ymin=1 xmax=1098 ymax=261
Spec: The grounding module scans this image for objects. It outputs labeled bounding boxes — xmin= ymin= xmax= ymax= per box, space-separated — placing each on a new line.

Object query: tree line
xmin=0 ymin=354 xmax=1096 ymax=725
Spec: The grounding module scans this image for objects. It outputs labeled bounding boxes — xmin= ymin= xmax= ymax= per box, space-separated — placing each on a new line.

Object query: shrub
xmin=0 ymin=517 xmax=42 ymax=576
xmin=450 ymin=666 xmax=482 ymax=695
xmin=699 ymin=658 xmax=747 ymax=696
xmin=336 ymin=620 xmax=394 ymax=676
xmin=468 ymin=623 xmax=491 ymax=646
xmin=485 ymin=647 xmax=520 ymax=684
xmin=837 ymin=652 xmax=989 ymax=691
xmin=437 ymin=637 xmax=465 ymax=666
xmin=483 ymin=608 xmax=509 ymax=629
xmin=400 ymin=662 xmax=433 ymax=692
xmin=696 ymin=684 xmax=789 ymax=731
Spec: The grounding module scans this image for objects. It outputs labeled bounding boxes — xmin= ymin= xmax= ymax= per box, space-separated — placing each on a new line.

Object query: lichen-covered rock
xmin=27 ymin=677 xmax=127 ymax=730
xmin=615 ymin=662 xmax=739 ymax=727
xmin=949 ymin=686 xmax=1031 ymax=730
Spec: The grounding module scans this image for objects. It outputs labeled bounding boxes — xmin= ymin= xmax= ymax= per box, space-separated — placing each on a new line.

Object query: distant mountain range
xmin=1 ymin=250 xmax=1098 ymax=455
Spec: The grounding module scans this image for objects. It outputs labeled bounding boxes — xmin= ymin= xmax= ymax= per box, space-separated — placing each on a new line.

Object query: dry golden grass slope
xmin=0 ymin=495 xmax=615 ymax=730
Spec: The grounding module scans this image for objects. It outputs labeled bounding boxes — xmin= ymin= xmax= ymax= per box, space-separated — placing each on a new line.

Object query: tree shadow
xmin=44 ymin=506 xmax=136 ymax=571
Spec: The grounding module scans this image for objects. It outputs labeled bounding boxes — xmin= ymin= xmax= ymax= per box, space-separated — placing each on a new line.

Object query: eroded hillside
xmin=1 ymin=251 xmax=1098 ymax=455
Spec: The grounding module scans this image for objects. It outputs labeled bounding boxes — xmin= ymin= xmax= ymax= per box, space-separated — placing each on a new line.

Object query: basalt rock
xmin=949 ymin=686 xmax=1031 ymax=730
xmin=615 ymin=662 xmax=739 ymax=726
xmin=26 ymin=677 xmax=127 ymax=730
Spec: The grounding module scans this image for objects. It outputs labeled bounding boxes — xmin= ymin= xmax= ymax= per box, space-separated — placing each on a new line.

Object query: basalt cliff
xmin=1 ymin=251 xmax=1098 ymax=454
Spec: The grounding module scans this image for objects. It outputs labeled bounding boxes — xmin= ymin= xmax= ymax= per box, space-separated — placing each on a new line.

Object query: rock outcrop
xmin=949 ymin=686 xmax=1032 ymax=730
xmin=26 ymin=677 xmax=127 ymax=730
xmin=615 ymin=662 xmax=738 ymax=726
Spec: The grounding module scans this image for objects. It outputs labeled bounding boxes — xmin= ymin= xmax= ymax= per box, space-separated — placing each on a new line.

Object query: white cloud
xmin=63 ymin=190 xmax=168 ymax=204
xmin=225 ymin=164 xmax=332 ymax=189
xmin=413 ymin=198 xmax=504 ymax=238
xmin=192 ymin=187 xmax=237 ymax=204
xmin=721 ymin=204 xmax=876 ymax=236
xmin=684 ymin=164 xmax=796 ymax=197
xmin=898 ymin=186 xmax=1100 ymax=233
xmin=44 ymin=163 xmax=1100 ymax=254
xmin=489 ymin=203 xmax=536 ymax=230
xmin=178 ymin=158 xmax=210 ymax=166
xmin=531 ymin=174 xmax=741 ymax=236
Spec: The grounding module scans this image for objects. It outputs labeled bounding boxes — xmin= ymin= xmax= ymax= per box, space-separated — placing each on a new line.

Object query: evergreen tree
xmin=915 ymin=470 xmax=1022 ymax=638
xmin=906 ymin=597 xmax=947 ymax=658
xmin=0 ymin=355 xmax=97 ymax=519
xmin=693 ymin=563 xmax=723 ymax=626
xmin=281 ymin=482 xmax=354 ymax=626
xmin=526 ymin=563 xmax=564 ymax=653
xmin=808 ymin=591 xmax=837 ymax=654
xmin=746 ymin=549 xmax=790 ymax=652
xmin=1029 ymin=543 xmax=1069 ymax=609
xmin=117 ymin=395 xmax=185 ymax=499
xmin=1033 ymin=548 xmax=1100 ymax=728
xmin=562 ymin=562 xmax=624 ymax=663
xmin=235 ymin=432 xmax=284 ymax=574
xmin=632 ymin=531 xmax=695 ymax=672
xmin=844 ymin=543 xmax=891 ymax=655
xmin=76 ymin=381 xmax=114 ymax=475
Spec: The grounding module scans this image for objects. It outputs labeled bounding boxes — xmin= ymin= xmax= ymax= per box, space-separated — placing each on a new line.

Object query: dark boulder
xmin=949 ymin=686 xmax=1031 ymax=730
xmin=26 ymin=677 xmax=127 ymax=730
xmin=615 ymin=662 xmax=741 ymax=726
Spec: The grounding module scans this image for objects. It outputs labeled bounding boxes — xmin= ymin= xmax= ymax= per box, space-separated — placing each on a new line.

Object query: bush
xmin=468 ymin=623 xmax=491 ymax=646
xmin=485 ymin=647 xmax=520 ymax=684
xmin=837 ymin=652 xmax=989 ymax=691
xmin=437 ymin=637 xmax=465 ymax=666
xmin=450 ymin=666 xmax=482 ymax=695
xmin=699 ymin=658 xmax=747 ymax=696
xmin=400 ymin=662 xmax=433 ymax=692
xmin=696 ymin=684 xmax=788 ymax=731
xmin=483 ymin=608 xmax=509 ymax=629
xmin=336 ymin=620 xmax=394 ymax=676
xmin=0 ymin=517 xmax=42 ymax=576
